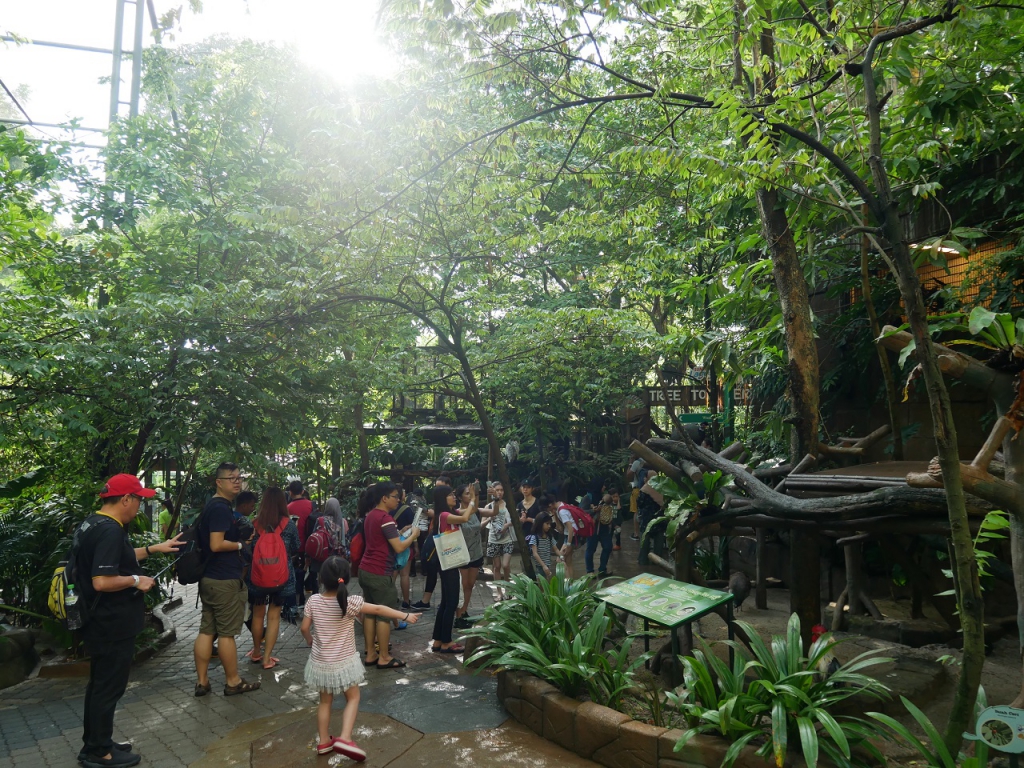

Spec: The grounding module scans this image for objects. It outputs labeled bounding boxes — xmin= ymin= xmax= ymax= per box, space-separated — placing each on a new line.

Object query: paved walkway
xmin=0 ymin=534 xmax=645 ymax=768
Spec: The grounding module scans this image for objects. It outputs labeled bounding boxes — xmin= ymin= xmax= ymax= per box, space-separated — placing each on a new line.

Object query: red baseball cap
xmin=99 ymin=474 xmax=156 ymax=498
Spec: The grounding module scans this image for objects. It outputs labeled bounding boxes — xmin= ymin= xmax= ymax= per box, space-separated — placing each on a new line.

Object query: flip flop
xmin=262 ymin=658 xmax=279 ymax=670
xmin=247 ymin=648 xmax=262 ymax=663
xmin=433 ymin=644 xmax=464 ymax=654
xmin=375 ymin=658 xmax=406 ymax=669
xmin=362 ymin=657 xmax=379 ymax=666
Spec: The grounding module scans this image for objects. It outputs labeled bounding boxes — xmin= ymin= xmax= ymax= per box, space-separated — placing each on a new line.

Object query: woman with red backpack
xmin=247 ymin=487 xmax=300 ymax=670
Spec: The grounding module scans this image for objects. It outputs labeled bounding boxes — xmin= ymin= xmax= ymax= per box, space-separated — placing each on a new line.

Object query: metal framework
xmin=0 ymin=0 xmax=159 ymax=137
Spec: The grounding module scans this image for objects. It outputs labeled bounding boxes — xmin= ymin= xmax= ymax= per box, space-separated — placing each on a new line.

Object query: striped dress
xmin=303 ymin=593 xmax=366 ymax=693
xmin=526 ymin=533 xmax=555 ymax=572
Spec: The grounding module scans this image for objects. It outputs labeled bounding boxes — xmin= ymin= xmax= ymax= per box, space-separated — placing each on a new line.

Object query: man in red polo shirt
xmin=287 ymin=481 xmax=313 ymax=604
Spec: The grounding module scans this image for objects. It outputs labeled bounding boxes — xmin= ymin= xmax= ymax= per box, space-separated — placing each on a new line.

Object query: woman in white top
xmin=482 ymin=482 xmax=513 ymax=600
xmin=546 ymin=494 xmax=580 ymax=580
xmin=454 ymin=483 xmax=498 ymax=628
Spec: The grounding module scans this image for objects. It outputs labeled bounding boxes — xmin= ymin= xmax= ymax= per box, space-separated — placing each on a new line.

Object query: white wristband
xmin=132 ymin=574 xmax=140 ymax=589
xmin=237 ymin=541 xmax=243 ymax=551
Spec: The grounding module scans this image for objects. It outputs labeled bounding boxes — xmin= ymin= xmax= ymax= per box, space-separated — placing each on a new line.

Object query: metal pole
xmin=108 ymin=0 xmax=126 ymax=125
xmin=0 ymin=36 xmax=114 ymax=54
xmin=129 ymin=0 xmax=146 ymax=118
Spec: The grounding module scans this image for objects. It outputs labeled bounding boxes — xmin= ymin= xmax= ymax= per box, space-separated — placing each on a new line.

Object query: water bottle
xmin=65 ymin=584 xmax=83 ymax=631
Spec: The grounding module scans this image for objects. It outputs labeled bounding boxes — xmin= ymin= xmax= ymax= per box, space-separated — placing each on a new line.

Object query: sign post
xmin=965 ymin=705 xmax=1024 ymax=766
xmin=595 ymin=574 xmax=735 ymax=665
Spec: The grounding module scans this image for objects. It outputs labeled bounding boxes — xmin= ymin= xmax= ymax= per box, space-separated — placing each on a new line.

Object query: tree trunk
xmin=754 ymin=187 xmax=822 ymax=649
xmin=455 ymin=348 xmax=536 ymax=578
xmin=860 ymin=228 xmax=903 ymax=459
xmin=883 ymin=225 xmax=982 ymax=756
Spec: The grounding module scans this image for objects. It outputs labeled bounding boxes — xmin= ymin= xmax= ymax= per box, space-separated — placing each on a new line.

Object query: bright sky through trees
xmin=0 ymin=0 xmax=396 ymax=137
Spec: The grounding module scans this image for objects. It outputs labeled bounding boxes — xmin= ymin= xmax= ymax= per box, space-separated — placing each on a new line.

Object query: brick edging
xmin=496 ymin=669 xmax=775 ymax=768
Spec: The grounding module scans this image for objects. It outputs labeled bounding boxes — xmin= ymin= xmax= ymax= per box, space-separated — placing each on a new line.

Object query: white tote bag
xmin=434 ymin=527 xmax=470 ymax=571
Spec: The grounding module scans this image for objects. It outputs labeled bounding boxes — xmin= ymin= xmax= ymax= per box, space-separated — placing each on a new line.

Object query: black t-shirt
xmin=77 ymin=514 xmax=145 ymax=641
xmin=394 ymin=503 xmax=415 ymax=530
xmin=200 ymin=496 xmax=243 ymax=580
xmin=518 ymin=498 xmax=541 ymax=538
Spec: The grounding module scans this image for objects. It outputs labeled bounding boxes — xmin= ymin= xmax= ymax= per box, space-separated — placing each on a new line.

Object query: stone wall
xmin=495 ymin=670 xmax=777 ymax=768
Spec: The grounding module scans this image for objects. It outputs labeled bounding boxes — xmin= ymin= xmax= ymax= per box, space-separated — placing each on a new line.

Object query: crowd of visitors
xmin=74 ymin=456 xmax=667 ymax=765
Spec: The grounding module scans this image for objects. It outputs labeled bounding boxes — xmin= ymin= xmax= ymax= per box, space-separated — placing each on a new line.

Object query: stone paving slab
xmin=197 ymin=709 xmax=599 ymax=768
xmin=356 ymin=676 xmax=506 ymax=733
xmin=0 ymin=536 xmax=644 ymax=767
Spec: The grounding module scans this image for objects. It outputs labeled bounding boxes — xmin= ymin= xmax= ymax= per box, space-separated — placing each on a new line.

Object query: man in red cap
xmin=76 ymin=474 xmax=183 ymax=768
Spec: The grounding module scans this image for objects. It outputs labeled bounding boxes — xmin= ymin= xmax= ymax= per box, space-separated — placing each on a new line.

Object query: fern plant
xmin=463 ymin=566 xmax=649 ymax=704
xmin=669 ymin=613 xmax=892 ymax=768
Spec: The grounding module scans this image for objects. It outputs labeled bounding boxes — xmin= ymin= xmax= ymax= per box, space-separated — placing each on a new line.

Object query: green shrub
xmin=669 ymin=613 xmax=891 ymax=768
xmin=868 ymin=692 xmax=989 ymax=768
xmin=463 ymin=566 xmax=648 ymax=705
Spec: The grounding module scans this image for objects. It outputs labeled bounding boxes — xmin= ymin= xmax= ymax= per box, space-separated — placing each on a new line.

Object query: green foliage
xmin=868 ymin=691 xmax=990 ymax=768
xmin=938 ymin=509 xmax=1009 ymax=594
xmin=668 ymin=614 xmax=891 ymax=768
xmin=463 ymin=566 xmax=649 ymax=705
xmin=645 ymin=471 xmax=734 ymax=547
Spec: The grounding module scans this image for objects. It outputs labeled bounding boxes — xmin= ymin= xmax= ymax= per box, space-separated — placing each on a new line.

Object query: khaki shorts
xmin=358 ymin=570 xmax=398 ymax=612
xmin=198 ymin=577 xmax=246 ymax=637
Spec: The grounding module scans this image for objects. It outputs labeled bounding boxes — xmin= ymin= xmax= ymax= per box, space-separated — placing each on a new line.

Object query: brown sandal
xmin=194 ymin=682 xmax=212 ymax=697
xmin=224 ymin=679 xmax=261 ymax=696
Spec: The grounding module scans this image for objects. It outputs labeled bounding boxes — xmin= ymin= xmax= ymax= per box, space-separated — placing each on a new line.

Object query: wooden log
xmin=973 ymin=416 xmax=1013 ymax=470
xmin=720 ymin=441 xmax=746 ymax=460
xmin=775 ymin=453 xmax=817 ymax=494
xmin=853 ymin=424 xmax=892 ymax=450
xmin=679 ymin=459 xmax=703 ymax=483
xmin=753 ymin=462 xmax=793 ymax=479
xmin=831 ymin=588 xmax=848 ymax=632
xmin=647 ymin=552 xmax=676 ymax=577
xmin=650 ymin=436 xmax=997 ymax=521
xmin=755 ymin=527 xmax=768 ymax=609
xmin=628 ymin=440 xmax=684 ymax=484
xmin=879 ymin=326 xmax=1015 ymax=410
xmin=909 ymin=462 xmax=1024 ymax=515
xmin=818 ymin=442 xmax=866 ymax=457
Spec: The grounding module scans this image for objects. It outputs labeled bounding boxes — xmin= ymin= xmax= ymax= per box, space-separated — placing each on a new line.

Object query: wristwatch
xmin=132 ymin=574 xmax=141 ymax=589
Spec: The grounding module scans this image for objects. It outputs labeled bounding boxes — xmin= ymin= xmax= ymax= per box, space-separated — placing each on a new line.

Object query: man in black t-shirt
xmin=77 ymin=474 xmax=182 ymax=768
xmin=193 ymin=462 xmax=260 ymax=698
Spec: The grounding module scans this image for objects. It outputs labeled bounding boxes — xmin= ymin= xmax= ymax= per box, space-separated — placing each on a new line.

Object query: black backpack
xmin=173 ymin=507 xmax=210 ymax=585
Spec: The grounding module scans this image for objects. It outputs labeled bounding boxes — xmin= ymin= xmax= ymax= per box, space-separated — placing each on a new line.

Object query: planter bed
xmin=495 ymin=669 xmax=780 ymax=768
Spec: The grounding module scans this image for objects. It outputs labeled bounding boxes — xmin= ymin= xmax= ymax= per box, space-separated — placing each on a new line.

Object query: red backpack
xmin=560 ymin=503 xmax=595 ymax=538
xmin=250 ymin=518 xmax=290 ymax=589
xmin=348 ymin=518 xmax=365 ymax=575
xmin=304 ymin=517 xmax=347 ymax=564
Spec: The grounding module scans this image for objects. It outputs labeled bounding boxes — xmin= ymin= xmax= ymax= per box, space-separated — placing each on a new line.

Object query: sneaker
xmin=453 ymin=616 xmax=473 ymax=629
xmin=80 ymin=751 xmax=141 ymax=768
xmin=317 ymin=738 xmax=336 ymax=755
xmin=411 ymin=601 xmax=432 ymax=611
xmin=333 ymin=738 xmax=367 ymax=762
xmin=598 ymin=571 xmax=613 ymax=578
xmin=401 ymin=601 xmax=422 ymax=612
xmin=613 ymin=545 xmax=621 ymax=551
xmin=77 ymin=743 xmax=131 ymax=763
xmin=630 ymin=534 xmax=639 ymax=541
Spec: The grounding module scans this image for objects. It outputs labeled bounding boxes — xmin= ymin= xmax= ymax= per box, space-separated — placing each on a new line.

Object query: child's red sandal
xmin=333 ymin=738 xmax=367 ymax=761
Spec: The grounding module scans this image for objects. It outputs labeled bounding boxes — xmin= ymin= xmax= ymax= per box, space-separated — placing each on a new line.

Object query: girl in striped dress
xmin=526 ymin=512 xmax=557 ymax=579
xmin=301 ymin=556 xmax=420 ymax=760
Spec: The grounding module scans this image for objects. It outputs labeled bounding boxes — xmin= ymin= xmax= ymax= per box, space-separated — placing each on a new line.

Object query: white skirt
xmin=304 ymin=653 xmax=365 ymax=694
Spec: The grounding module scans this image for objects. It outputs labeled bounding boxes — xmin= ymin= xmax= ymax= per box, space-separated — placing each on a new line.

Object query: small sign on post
xmin=595 ymin=574 xmax=734 ymax=667
xmin=965 ymin=705 xmax=1024 ymax=762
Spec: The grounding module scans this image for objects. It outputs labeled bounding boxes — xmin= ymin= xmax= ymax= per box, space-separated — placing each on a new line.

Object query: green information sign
xmin=596 ymin=574 xmax=732 ymax=628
